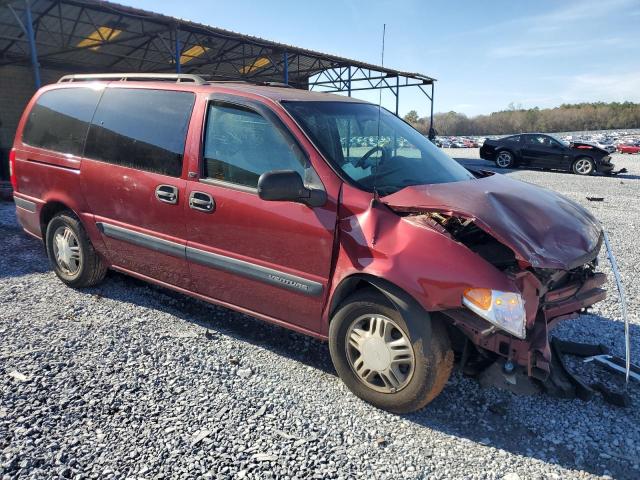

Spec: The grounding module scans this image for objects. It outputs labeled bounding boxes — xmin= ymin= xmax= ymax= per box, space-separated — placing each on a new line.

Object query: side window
xmin=22 ymin=87 xmax=101 ymax=156
xmin=203 ymin=103 xmax=308 ymax=188
xmin=506 ymin=135 xmax=520 ymax=143
xmin=85 ymin=88 xmax=195 ymax=177
xmin=527 ymin=135 xmax=551 ymax=146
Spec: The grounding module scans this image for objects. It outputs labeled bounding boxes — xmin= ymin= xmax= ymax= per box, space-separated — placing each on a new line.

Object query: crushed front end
xmin=441 ymin=257 xmax=606 ymax=383
xmin=381 ymin=171 xmax=609 ymax=392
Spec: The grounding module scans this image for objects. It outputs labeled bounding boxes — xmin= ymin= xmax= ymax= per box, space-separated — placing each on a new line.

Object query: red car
xmin=10 ymin=74 xmax=607 ymax=413
xmin=618 ymin=143 xmax=640 ymax=154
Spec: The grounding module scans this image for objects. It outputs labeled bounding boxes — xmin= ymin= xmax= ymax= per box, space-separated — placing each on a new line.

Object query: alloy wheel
xmin=345 ymin=314 xmax=415 ymax=393
xmin=574 ymin=158 xmax=593 ymax=175
xmin=52 ymin=226 xmax=82 ymax=276
xmin=496 ymin=151 xmax=512 ymax=168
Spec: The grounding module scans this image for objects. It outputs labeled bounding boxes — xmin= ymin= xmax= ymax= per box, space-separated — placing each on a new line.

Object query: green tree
xmin=404 ymin=110 xmax=419 ymax=124
xmin=420 ymin=102 xmax=640 ymax=136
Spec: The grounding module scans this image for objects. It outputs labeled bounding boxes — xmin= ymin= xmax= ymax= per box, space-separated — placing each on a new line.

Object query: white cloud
xmin=488 ymin=37 xmax=625 ymax=59
xmin=488 ymin=40 xmax=582 ymax=58
xmin=563 ymin=71 xmax=640 ymax=102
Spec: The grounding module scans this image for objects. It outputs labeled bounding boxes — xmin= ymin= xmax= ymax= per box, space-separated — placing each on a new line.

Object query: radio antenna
xmin=373 ymin=23 xmax=386 ymax=200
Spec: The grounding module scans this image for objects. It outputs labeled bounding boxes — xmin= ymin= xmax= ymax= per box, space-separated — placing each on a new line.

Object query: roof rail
xmin=57 ymin=73 xmax=206 ymax=84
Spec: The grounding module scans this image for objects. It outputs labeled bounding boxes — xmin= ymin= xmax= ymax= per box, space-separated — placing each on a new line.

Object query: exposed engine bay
xmin=401 ymin=211 xmax=517 ymax=270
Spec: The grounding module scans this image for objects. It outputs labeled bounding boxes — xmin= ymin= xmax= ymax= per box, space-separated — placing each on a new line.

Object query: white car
xmin=591 ymin=141 xmax=616 ymax=154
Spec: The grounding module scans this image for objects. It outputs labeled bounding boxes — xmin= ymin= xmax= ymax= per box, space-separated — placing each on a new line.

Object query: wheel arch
xmin=328 ymin=274 xmax=431 ymax=330
xmin=40 ymin=200 xmax=77 ymax=239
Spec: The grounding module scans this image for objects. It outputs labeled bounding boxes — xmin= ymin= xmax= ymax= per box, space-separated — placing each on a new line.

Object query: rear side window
xmin=22 ymin=87 xmax=101 ymax=156
xmin=203 ymin=103 xmax=308 ymax=188
xmin=85 ymin=88 xmax=195 ymax=177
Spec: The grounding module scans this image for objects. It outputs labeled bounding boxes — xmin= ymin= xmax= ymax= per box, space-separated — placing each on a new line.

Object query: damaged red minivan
xmin=11 ymin=74 xmax=607 ymax=413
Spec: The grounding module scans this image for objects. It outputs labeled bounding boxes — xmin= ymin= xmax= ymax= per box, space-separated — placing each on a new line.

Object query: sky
xmin=118 ymin=0 xmax=640 ymax=118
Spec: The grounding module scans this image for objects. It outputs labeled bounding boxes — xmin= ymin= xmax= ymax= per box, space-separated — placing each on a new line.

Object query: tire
xmin=495 ymin=150 xmax=515 ymax=168
xmin=329 ymin=290 xmax=453 ymax=414
xmin=572 ymin=157 xmax=595 ymax=175
xmin=45 ymin=211 xmax=107 ymax=288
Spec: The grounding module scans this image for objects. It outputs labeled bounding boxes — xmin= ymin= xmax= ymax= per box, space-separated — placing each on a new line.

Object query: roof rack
xmin=57 ymin=73 xmax=206 ymax=84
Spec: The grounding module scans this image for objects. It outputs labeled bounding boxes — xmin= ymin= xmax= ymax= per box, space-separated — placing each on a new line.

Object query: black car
xmin=479 ymin=133 xmax=615 ymax=175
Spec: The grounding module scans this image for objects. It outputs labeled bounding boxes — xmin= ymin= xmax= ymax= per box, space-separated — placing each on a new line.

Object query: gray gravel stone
xmin=0 ymin=150 xmax=638 ymax=479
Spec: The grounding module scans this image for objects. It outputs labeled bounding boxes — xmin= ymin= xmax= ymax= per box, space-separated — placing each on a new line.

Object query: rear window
xmin=22 ymin=87 xmax=101 ymax=156
xmin=85 ymin=88 xmax=195 ymax=177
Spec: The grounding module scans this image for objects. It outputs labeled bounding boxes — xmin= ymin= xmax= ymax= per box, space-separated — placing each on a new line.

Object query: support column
xmin=429 ymin=83 xmax=436 ymax=140
xmin=283 ymin=51 xmax=289 ymax=85
xmin=347 ymin=66 xmax=351 ymax=97
xmin=395 ymin=76 xmax=400 ymax=116
xmin=175 ymin=27 xmax=181 ymax=73
xmin=24 ymin=0 xmax=40 ymax=88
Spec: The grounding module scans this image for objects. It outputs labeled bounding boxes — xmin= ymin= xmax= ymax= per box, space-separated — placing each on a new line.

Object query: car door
xmin=81 ymin=86 xmax=196 ymax=289
xmin=521 ymin=134 xmax=565 ymax=169
xmin=184 ymin=94 xmax=339 ymax=334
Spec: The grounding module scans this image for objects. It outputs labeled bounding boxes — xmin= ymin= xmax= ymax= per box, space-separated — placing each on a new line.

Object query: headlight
xmin=462 ymin=288 xmax=527 ymax=339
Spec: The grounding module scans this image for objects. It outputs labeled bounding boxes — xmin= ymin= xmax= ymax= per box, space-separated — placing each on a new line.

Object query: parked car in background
xmin=591 ymin=141 xmax=616 ymax=154
xmin=11 ymin=74 xmax=609 ymax=413
xmin=617 ymin=143 xmax=640 ymax=154
xmin=480 ymin=133 xmax=615 ymax=175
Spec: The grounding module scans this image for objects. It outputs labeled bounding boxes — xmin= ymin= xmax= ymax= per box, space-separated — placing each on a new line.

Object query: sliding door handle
xmin=189 ymin=191 xmax=215 ymax=213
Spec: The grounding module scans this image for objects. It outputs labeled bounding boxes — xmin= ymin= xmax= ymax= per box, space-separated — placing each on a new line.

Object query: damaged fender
xmin=323 ymin=183 xmax=519 ymax=334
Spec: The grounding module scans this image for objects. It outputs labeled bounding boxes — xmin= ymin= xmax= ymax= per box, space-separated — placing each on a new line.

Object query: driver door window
xmin=203 ymin=103 xmax=308 ymax=188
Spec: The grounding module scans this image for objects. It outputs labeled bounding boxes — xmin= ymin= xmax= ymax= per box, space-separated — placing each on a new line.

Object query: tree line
xmin=404 ymin=102 xmax=640 ymax=136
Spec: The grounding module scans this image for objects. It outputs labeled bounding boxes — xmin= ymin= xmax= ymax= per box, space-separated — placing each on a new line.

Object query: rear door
xmin=184 ymin=94 xmax=339 ymax=334
xmin=81 ymin=86 xmax=196 ymax=288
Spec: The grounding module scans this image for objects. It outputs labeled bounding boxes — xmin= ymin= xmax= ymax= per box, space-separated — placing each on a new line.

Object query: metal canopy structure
xmin=0 ymin=0 xmax=436 ymax=121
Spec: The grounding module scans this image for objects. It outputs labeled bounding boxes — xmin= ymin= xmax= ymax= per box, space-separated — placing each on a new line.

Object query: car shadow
xmin=0 ymin=212 xmax=51 ymax=279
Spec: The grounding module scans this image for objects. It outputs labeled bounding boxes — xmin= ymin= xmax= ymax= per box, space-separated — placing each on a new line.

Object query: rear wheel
xmin=329 ymin=290 xmax=453 ymax=413
xmin=46 ymin=212 xmax=107 ymax=288
xmin=495 ymin=150 xmax=515 ymax=168
xmin=572 ymin=157 xmax=594 ymax=175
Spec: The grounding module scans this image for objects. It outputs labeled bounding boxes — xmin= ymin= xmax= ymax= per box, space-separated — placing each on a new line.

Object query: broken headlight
xmin=462 ymin=288 xmax=526 ymax=339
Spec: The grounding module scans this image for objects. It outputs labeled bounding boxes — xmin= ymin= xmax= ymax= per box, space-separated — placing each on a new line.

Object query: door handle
xmin=156 ymin=184 xmax=178 ymax=204
xmin=189 ymin=191 xmax=215 ymax=213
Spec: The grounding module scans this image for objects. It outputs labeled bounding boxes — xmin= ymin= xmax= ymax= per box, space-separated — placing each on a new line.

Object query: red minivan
xmin=11 ymin=74 xmax=607 ymax=413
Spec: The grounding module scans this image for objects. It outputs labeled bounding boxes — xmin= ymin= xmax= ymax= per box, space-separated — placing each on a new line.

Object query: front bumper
xmin=442 ymin=271 xmax=607 ymax=379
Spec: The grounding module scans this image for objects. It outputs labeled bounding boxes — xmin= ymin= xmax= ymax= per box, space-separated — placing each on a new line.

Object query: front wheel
xmin=46 ymin=211 xmax=107 ymax=288
xmin=329 ymin=290 xmax=453 ymax=413
xmin=572 ymin=157 xmax=594 ymax=175
xmin=495 ymin=150 xmax=515 ymax=168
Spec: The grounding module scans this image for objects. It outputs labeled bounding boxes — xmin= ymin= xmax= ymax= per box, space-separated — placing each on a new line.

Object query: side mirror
xmin=257 ymin=170 xmax=326 ymax=208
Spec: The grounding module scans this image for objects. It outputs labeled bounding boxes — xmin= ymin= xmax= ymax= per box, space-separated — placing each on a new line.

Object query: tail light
xmin=9 ymin=148 xmax=17 ymax=191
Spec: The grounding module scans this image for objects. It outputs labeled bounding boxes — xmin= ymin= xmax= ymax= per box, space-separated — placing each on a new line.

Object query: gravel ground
xmin=1 ymin=150 xmax=639 ymax=479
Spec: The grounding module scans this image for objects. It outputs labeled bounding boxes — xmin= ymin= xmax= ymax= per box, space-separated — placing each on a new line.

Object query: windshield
xmin=283 ymin=101 xmax=474 ymax=195
xmin=548 ymin=134 xmax=569 ymax=146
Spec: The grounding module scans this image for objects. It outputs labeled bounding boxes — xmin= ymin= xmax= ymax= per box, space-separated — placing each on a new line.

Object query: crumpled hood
xmin=383 ymin=173 xmax=603 ymax=270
